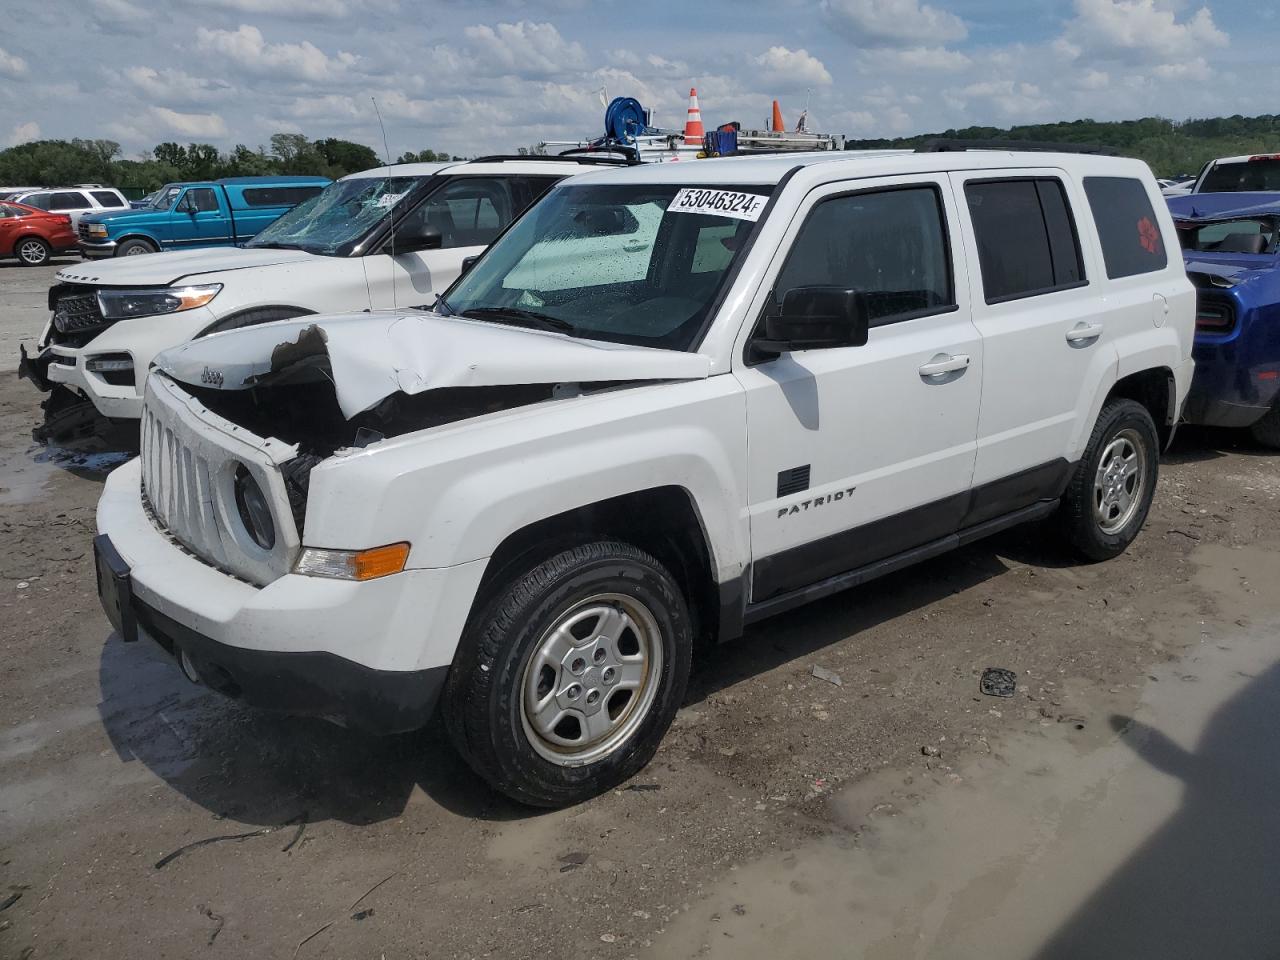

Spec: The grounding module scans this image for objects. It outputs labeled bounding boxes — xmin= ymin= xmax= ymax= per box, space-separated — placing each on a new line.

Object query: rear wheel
xmin=1249 ymin=401 xmax=1280 ymax=449
xmin=16 ymin=237 xmax=50 ymax=266
xmin=444 ymin=540 xmax=692 ymax=807
xmin=115 ymin=238 xmax=155 ymax=257
xmin=1059 ymin=398 xmax=1159 ymax=561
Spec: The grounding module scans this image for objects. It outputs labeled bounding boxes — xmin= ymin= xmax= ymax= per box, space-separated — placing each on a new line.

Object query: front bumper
xmin=77 ymin=239 xmax=118 ymax=258
xmin=96 ymin=459 xmax=487 ymax=732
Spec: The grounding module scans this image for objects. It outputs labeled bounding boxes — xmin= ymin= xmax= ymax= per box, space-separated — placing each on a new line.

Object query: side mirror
xmin=392 ymin=223 xmax=443 ymax=254
xmin=459 ymin=254 xmax=481 ymax=276
xmin=177 ymin=196 xmax=196 ymax=214
xmin=754 ymin=286 xmax=870 ymax=356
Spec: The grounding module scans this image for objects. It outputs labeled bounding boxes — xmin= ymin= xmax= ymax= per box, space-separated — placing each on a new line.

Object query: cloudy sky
xmin=0 ymin=0 xmax=1272 ymax=160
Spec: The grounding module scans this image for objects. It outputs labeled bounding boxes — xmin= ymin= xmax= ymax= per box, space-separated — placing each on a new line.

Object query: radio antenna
xmin=372 ymin=95 xmax=397 ymax=310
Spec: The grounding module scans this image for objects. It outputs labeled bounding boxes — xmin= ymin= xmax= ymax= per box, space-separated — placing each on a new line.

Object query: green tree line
xmin=0 ymin=134 xmax=462 ymax=194
xmin=845 ymin=114 xmax=1280 ymax=178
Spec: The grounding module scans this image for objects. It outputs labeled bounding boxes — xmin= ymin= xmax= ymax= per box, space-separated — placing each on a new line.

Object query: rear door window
xmin=49 ymin=191 xmax=89 ymax=211
xmin=91 ymin=190 xmax=126 ymax=208
xmin=1083 ymin=176 xmax=1169 ymax=278
xmin=965 ymin=178 xmax=1084 ymax=303
xmin=405 ymin=177 xmax=515 ymax=248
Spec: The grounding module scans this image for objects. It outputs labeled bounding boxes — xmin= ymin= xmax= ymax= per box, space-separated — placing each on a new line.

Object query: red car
xmin=0 ymin=201 xmax=77 ymax=266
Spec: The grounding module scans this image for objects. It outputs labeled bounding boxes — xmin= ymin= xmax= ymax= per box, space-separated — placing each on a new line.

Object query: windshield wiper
xmin=249 ymin=241 xmax=308 ymax=251
xmin=460 ymin=306 xmax=575 ymax=333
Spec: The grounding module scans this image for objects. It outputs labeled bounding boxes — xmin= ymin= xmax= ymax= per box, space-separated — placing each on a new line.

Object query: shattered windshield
xmin=1177 ymin=216 xmax=1279 ymax=255
xmin=245 ymin=175 xmax=427 ymax=256
xmin=442 ymin=183 xmax=771 ymax=351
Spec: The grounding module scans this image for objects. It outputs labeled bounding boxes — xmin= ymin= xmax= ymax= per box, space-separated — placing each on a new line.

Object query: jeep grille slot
xmin=142 ymin=403 xmax=231 ymax=571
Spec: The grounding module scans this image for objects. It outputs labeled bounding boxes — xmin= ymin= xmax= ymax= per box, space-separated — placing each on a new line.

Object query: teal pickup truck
xmin=77 ymin=176 xmax=329 ymax=258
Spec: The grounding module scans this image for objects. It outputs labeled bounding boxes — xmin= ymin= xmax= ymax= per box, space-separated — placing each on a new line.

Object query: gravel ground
xmin=1 ymin=269 xmax=1278 ymax=958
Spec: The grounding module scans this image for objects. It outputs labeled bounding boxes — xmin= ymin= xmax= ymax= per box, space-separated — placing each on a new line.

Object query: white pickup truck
xmin=95 ymin=149 xmax=1194 ymax=806
xmin=19 ymin=156 xmax=623 ymax=445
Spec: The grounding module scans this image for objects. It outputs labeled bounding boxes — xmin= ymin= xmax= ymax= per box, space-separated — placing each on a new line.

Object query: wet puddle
xmin=651 ymin=544 xmax=1280 ymax=958
xmin=0 ymin=441 xmax=130 ymax=505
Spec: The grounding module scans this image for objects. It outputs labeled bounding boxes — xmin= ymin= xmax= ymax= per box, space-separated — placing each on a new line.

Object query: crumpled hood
xmin=1183 ymin=256 xmax=1273 ymax=287
xmin=56 ymin=246 xmax=315 ymax=287
xmin=154 ymin=311 xmax=713 ymax=419
xmin=1168 ymin=192 xmax=1280 ymax=222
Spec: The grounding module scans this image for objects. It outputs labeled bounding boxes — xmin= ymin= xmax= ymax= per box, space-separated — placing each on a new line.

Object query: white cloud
xmin=195 ymin=25 xmax=357 ymax=82
xmin=88 ymin=0 xmax=149 ymax=33
xmin=952 ymin=79 xmax=1050 ymax=118
xmin=200 ymin=0 xmax=352 ymax=16
xmin=1059 ymin=0 xmax=1227 ymax=64
xmin=461 ymin=21 xmax=586 ymax=79
xmin=0 ymin=46 xmax=28 ymax=79
xmin=753 ymin=46 xmax=833 ymax=91
xmin=862 ymin=45 xmax=972 ymax=72
xmin=6 ymin=121 xmax=40 ymax=146
xmin=121 ymin=66 xmax=232 ymax=105
xmin=150 ymin=106 xmax=229 ymax=139
xmin=822 ymin=0 xmax=967 ymax=47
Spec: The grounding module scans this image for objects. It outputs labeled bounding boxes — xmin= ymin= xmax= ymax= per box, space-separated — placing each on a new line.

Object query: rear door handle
xmin=1066 ymin=322 xmax=1104 ymax=343
xmin=918 ymin=354 xmax=970 ymax=378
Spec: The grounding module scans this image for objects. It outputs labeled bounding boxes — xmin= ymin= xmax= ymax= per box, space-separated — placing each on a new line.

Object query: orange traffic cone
xmin=684 ymin=88 xmax=705 ymax=145
xmin=771 ymin=99 xmax=786 ymax=133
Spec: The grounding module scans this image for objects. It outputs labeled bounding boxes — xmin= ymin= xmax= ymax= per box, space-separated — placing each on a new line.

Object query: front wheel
xmin=16 ymin=237 xmax=51 ymax=266
xmin=444 ymin=541 xmax=693 ymax=807
xmin=1058 ymin=398 xmax=1160 ymax=561
xmin=115 ymin=238 xmax=155 ymax=257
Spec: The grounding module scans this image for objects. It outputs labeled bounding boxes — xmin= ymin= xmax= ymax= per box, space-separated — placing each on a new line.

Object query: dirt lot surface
xmin=0 ymin=260 xmax=71 ymax=374
xmin=1 ymin=282 xmax=1278 ymax=958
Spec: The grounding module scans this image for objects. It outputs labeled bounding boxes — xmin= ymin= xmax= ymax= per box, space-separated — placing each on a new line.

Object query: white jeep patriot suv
xmin=95 ymin=149 xmax=1194 ymax=806
xmin=19 ymin=156 xmax=624 ymax=445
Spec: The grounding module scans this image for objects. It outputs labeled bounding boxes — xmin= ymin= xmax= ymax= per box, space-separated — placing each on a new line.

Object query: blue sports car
xmin=1168 ymin=192 xmax=1280 ymax=446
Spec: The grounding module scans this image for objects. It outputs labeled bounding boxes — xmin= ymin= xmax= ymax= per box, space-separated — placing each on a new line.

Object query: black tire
xmin=196 ymin=306 xmax=313 ymax=337
xmin=115 ymin=238 xmax=156 ymax=257
xmin=15 ymin=237 xmax=51 ymax=266
xmin=444 ymin=540 xmax=693 ymax=808
xmin=1059 ymin=398 xmax=1160 ymax=562
xmin=1249 ymin=400 xmax=1280 ymax=449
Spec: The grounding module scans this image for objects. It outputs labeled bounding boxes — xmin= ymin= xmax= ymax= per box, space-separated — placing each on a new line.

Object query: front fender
xmin=304 ymin=377 xmax=750 ymax=584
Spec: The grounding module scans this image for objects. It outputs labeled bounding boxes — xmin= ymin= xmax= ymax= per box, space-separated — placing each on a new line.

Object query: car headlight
xmin=96 ymin=283 xmax=222 ymax=320
xmin=85 ymin=223 xmax=108 ymax=237
xmin=233 ymin=464 xmax=276 ymax=550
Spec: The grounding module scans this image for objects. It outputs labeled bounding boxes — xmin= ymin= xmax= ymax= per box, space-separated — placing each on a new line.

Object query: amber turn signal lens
xmin=351 ymin=542 xmax=411 ymax=580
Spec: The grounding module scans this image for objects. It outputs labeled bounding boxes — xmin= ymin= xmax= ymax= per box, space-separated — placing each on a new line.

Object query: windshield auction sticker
xmin=670 ymin=188 xmax=767 ymax=222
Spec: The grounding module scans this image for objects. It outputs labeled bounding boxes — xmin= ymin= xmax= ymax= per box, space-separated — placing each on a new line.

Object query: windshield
xmin=147 ymin=185 xmax=183 ymax=210
xmin=245 ymin=175 xmax=428 ymax=255
xmin=1177 ymin=216 xmax=1279 ymax=255
xmin=442 ymin=183 xmax=771 ymax=351
xmin=1200 ymin=158 xmax=1280 ymax=193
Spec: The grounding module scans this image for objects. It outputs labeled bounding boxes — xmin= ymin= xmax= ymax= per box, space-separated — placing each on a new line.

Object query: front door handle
xmin=1066 ymin=322 xmax=1104 ymax=343
xmin=918 ymin=354 xmax=970 ymax=378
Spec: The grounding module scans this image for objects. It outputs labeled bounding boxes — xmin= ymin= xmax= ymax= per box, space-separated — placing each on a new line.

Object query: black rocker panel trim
xmin=750 ymin=458 xmax=1074 ymax=605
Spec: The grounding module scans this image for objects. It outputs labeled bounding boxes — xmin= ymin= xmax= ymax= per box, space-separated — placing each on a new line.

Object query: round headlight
xmin=233 ymin=464 xmax=275 ymax=550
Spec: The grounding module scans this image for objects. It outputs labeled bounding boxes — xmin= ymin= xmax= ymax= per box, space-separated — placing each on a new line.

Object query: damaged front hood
xmin=154 ymin=311 xmax=713 ymax=418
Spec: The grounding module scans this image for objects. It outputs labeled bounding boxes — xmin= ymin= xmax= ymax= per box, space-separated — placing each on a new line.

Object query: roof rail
xmin=915 ymin=138 xmax=1119 ymax=156
xmin=470 ymin=153 xmax=640 ymax=167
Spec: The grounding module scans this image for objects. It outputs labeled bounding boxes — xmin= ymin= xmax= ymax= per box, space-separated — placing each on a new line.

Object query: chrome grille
xmin=140 ymin=375 xmax=300 ymax=585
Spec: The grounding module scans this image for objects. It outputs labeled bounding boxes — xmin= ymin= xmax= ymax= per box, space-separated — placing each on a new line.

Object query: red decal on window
xmin=1138 ymin=216 xmax=1160 ymax=254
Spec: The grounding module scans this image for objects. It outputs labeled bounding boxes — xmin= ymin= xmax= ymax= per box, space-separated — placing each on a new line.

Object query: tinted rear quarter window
xmin=965 ymin=178 xmax=1084 ymax=303
xmin=49 ymin=192 xmax=88 ymax=211
xmin=91 ymin=190 xmax=125 ymax=207
xmin=1083 ymin=176 xmax=1168 ymax=279
xmin=241 ymin=186 xmax=325 ymax=207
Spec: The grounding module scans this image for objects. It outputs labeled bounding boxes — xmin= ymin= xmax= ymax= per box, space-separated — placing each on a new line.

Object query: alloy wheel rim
xmin=1093 ymin=428 xmax=1146 ymax=535
xmin=18 ymin=240 xmax=45 ymax=263
xmin=520 ymin=592 xmax=663 ymax=767
xmin=123 ymin=244 xmax=147 ymax=255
